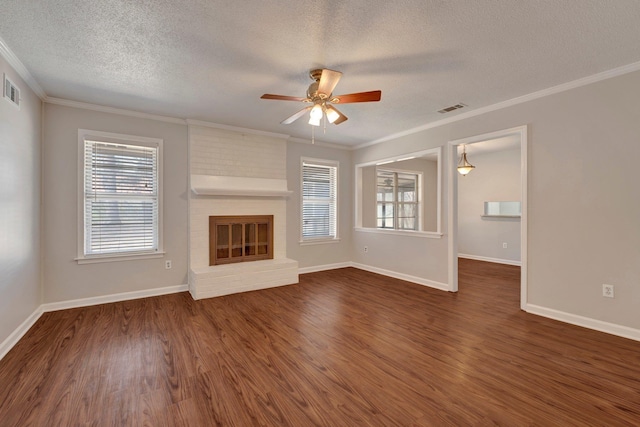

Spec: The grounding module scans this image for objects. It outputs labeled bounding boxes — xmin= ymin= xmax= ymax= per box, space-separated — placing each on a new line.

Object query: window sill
xmin=75 ymin=251 xmax=165 ymax=264
xmin=299 ymin=238 xmax=341 ymax=246
xmin=354 ymin=227 xmax=442 ymax=239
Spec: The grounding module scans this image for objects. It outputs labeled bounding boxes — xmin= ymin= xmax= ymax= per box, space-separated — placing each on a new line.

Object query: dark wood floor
xmin=1 ymin=259 xmax=639 ymax=426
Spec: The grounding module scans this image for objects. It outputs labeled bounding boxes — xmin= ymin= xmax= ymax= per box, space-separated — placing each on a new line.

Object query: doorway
xmin=447 ymin=126 xmax=528 ymax=310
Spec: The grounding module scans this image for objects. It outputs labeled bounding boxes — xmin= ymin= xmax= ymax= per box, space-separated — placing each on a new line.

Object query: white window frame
xmin=76 ymin=129 xmax=164 ymax=264
xmin=376 ymin=167 xmax=422 ymax=231
xmin=300 ymin=157 xmax=340 ymax=245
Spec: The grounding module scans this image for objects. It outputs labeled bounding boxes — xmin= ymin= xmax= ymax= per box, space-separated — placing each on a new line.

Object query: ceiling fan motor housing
xmin=307 ymin=69 xmax=331 ymax=101
xmin=309 ymin=69 xmax=324 ymax=81
xmin=306 ymin=82 xmax=320 ymax=100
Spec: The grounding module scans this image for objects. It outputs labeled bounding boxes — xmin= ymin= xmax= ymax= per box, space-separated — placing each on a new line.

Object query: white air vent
xmin=437 ymin=103 xmax=466 ymax=114
xmin=3 ymin=74 xmax=20 ymax=108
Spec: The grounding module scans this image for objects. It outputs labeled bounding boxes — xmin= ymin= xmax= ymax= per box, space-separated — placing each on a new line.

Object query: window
xmin=301 ymin=159 xmax=338 ymax=242
xmin=355 ymin=147 xmax=441 ymax=237
xmin=377 ymin=169 xmax=420 ymax=230
xmin=78 ymin=130 xmax=163 ymax=262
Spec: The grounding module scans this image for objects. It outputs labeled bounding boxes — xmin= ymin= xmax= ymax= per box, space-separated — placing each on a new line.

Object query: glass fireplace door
xmin=209 ymin=215 xmax=273 ymax=265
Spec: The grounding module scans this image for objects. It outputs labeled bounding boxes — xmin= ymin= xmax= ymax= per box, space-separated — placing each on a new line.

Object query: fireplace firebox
xmin=209 ymin=215 xmax=273 ymax=265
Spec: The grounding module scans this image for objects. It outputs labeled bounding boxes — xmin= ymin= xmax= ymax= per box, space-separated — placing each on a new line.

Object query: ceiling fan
xmin=260 ymin=68 xmax=382 ymax=127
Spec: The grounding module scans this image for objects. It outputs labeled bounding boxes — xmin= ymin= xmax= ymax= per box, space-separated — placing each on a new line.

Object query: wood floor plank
xmin=1 ymin=259 xmax=640 ymax=425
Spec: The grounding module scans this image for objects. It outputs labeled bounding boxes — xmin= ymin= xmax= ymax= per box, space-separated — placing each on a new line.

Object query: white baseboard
xmin=41 ymin=284 xmax=189 ymax=313
xmin=351 ymin=262 xmax=449 ymax=291
xmin=298 ymin=262 xmax=352 ymax=275
xmin=0 ymin=306 xmax=44 ymax=361
xmin=525 ymin=304 xmax=640 ymax=342
xmin=458 ymin=253 xmax=521 ymax=266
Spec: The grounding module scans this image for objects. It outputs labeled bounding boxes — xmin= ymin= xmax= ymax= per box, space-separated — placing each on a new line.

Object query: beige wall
xmin=353 ymin=69 xmax=640 ymax=330
xmin=458 ymin=147 xmax=521 ymax=263
xmin=421 ymin=159 xmax=438 ymax=233
xmin=42 ymin=104 xmax=188 ymax=303
xmin=360 ymin=165 xmax=377 ymax=228
xmin=0 ymin=57 xmax=42 ymax=347
xmin=286 ymin=141 xmax=352 ymax=269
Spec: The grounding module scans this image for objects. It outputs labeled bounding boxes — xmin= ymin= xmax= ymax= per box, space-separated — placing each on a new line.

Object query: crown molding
xmin=354 ymin=60 xmax=640 ymax=150
xmin=45 ymin=97 xmax=186 ymax=124
xmin=0 ymin=35 xmax=46 ymax=99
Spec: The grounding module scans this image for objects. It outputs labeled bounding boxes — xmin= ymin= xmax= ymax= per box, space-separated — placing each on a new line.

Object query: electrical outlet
xmin=602 ymin=284 xmax=614 ymax=298
xmin=364 ymin=246 xmax=368 ymax=253
xmin=503 ymin=242 xmax=508 ymax=249
xmin=165 ymin=260 xmax=172 ymax=270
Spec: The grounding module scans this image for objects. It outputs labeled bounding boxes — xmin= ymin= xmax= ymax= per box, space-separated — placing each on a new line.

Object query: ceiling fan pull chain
xmin=323 ymin=112 xmax=327 ymax=134
xmin=311 ymin=125 xmax=315 ymax=144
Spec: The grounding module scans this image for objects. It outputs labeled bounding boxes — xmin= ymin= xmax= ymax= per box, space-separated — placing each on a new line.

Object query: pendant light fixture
xmin=457 ymin=145 xmax=475 ymax=176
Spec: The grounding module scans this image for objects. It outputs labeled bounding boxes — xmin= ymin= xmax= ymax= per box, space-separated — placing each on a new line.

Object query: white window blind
xmin=83 ymin=140 xmax=159 ymax=256
xmin=302 ymin=160 xmax=337 ymax=240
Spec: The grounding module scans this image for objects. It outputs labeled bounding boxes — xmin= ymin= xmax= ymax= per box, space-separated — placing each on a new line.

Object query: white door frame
xmin=447 ymin=125 xmax=528 ymax=310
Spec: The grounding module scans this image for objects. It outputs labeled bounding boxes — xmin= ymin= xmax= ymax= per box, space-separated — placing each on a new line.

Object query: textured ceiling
xmin=2 ymin=1 xmax=640 ymax=146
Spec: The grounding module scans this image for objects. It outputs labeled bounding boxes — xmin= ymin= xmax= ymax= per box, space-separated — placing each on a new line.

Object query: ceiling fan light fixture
xmin=308 ymin=115 xmax=321 ymax=126
xmin=457 ymin=145 xmax=475 ymax=176
xmin=309 ymin=104 xmax=323 ymax=120
xmin=325 ymin=106 xmax=340 ymax=124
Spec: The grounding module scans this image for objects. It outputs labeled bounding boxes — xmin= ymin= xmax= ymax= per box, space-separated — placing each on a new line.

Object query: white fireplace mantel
xmin=191 ymin=174 xmax=292 ymax=197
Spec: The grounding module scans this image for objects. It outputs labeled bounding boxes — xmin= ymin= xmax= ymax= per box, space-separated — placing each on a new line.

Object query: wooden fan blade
xmin=333 ymin=90 xmax=381 ymax=104
xmin=281 ymin=107 xmax=311 ymax=125
xmin=261 ymin=94 xmax=306 ymax=102
xmin=326 ymin=105 xmax=348 ymax=125
xmin=318 ymin=69 xmax=342 ymax=96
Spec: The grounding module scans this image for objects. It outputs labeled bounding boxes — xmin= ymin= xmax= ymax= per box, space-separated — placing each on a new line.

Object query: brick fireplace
xmin=188 ymin=125 xmax=298 ymax=300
